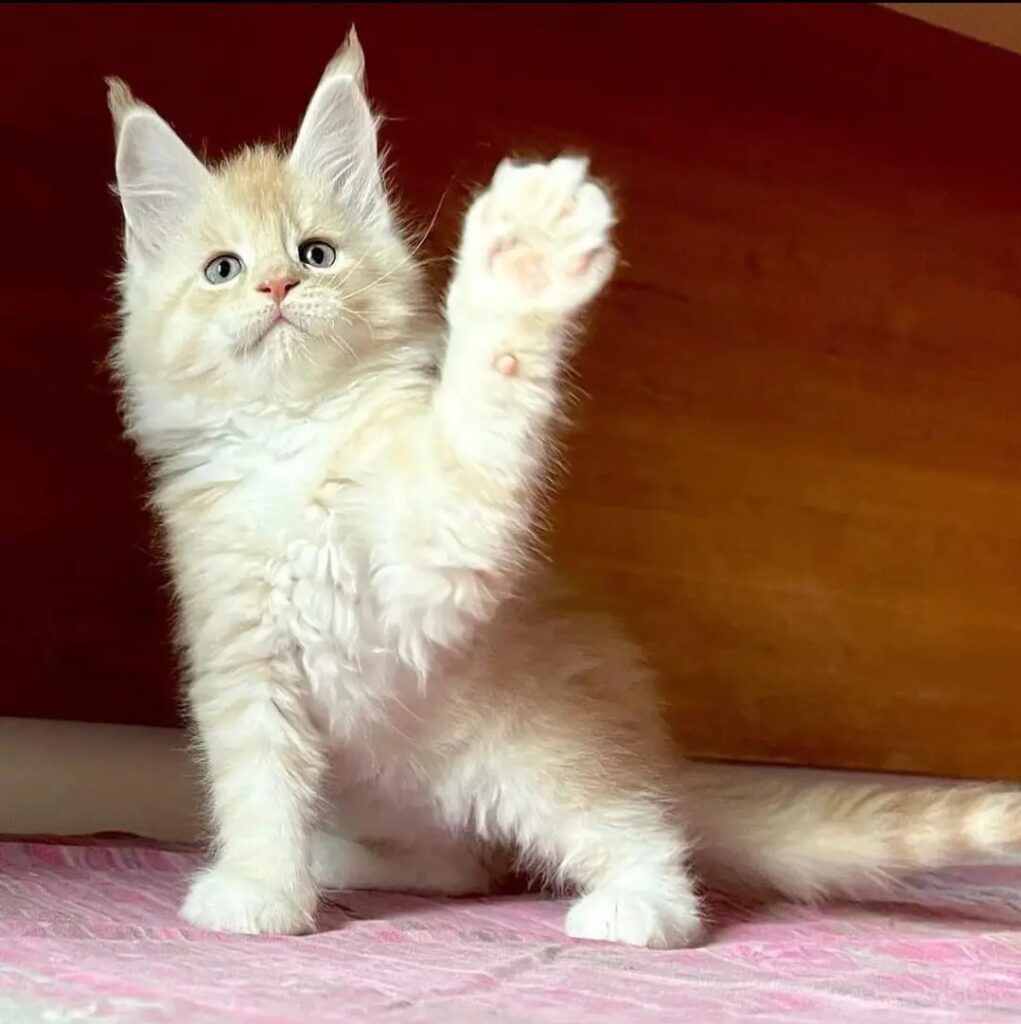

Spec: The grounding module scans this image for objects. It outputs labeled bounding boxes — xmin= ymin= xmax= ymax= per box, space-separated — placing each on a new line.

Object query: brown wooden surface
xmin=3 ymin=4 xmax=1021 ymax=778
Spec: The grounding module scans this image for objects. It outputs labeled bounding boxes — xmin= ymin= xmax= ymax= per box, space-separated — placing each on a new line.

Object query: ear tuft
xmin=324 ymin=26 xmax=366 ymax=84
xmin=107 ymin=82 xmax=210 ymax=258
xmin=289 ymin=28 xmax=390 ymax=227
xmin=105 ymin=77 xmax=137 ymax=131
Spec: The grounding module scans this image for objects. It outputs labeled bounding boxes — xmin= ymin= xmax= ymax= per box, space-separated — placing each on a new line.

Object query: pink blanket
xmin=2 ymin=839 xmax=1020 ymax=1023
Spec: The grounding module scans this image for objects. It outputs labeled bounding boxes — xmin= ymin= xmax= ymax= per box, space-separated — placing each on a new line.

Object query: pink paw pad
xmin=489 ymin=243 xmax=549 ymax=295
xmin=493 ymin=353 xmax=519 ymax=377
xmin=568 ymin=249 xmax=604 ymax=278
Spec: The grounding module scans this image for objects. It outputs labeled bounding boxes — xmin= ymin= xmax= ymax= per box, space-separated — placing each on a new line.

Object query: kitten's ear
xmin=107 ymin=78 xmax=210 ymax=258
xmin=289 ymin=28 xmax=389 ymax=226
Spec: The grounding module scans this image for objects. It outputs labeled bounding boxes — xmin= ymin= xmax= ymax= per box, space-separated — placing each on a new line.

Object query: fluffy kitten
xmin=106 ymin=31 xmax=1021 ymax=948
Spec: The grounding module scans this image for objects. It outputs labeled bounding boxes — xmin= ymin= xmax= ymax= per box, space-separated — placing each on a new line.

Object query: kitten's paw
xmin=181 ymin=866 xmax=317 ymax=935
xmin=565 ymin=887 xmax=705 ymax=949
xmin=460 ymin=156 xmax=616 ymax=315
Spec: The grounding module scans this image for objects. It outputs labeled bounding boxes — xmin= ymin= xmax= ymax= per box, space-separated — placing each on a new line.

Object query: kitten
xmin=106 ymin=30 xmax=1021 ymax=948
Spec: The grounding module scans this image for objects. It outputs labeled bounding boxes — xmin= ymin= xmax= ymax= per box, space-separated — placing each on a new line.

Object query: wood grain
xmin=3 ymin=4 xmax=1021 ymax=778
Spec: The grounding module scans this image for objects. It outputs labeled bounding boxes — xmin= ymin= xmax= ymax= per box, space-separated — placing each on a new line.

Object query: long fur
xmin=106 ymin=31 xmax=1021 ymax=948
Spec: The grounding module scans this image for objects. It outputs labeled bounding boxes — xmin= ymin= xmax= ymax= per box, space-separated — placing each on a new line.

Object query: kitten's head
xmin=109 ymin=30 xmax=424 ymax=408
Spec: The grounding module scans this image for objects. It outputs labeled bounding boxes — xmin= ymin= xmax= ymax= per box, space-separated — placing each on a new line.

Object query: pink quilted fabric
xmin=2 ymin=839 xmax=1021 ymax=1023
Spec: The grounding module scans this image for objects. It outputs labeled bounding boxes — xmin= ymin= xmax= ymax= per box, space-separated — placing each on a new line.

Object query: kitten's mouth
xmin=241 ymin=313 xmax=299 ymax=355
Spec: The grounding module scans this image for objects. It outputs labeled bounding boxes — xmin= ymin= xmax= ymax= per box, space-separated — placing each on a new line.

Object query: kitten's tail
xmin=682 ymin=763 xmax=1021 ymax=901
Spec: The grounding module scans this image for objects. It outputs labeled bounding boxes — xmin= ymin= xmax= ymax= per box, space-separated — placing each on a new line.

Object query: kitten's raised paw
xmin=565 ymin=887 xmax=705 ymax=949
xmin=181 ymin=866 xmax=317 ymax=935
xmin=460 ymin=157 xmax=616 ymax=315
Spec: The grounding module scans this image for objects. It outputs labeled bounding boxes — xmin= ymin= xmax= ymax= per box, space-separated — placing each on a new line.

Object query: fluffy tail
xmin=682 ymin=763 xmax=1021 ymax=901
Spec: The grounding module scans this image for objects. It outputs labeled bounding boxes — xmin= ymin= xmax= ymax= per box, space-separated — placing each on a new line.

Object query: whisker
xmin=341 ymin=305 xmax=378 ymax=349
xmin=340 ymin=178 xmax=456 ymax=303
xmin=324 ymin=311 xmax=359 ymax=360
xmin=334 ymin=250 xmax=371 ymax=291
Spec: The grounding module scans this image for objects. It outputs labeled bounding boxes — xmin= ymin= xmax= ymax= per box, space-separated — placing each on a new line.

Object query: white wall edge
xmin=0 ymin=718 xmax=200 ymax=843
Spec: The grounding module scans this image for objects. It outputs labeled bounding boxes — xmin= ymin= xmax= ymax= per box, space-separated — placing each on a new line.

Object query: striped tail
xmin=682 ymin=763 xmax=1021 ymax=901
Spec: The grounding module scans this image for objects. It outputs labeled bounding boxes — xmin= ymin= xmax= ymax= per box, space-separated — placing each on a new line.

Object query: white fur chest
xmin=165 ymin=403 xmax=424 ymax=761
xmin=270 ymin=508 xmax=432 ymax=782
xmin=271 ymin=497 xmax=397 ymax=726
xmin=252 ymin=436 xmax=418 ymax=752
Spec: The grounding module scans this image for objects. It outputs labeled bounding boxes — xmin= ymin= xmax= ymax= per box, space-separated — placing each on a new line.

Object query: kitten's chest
xmin=202 ymin=419 xmax=414 ymax=733
xmin=276 ymin=504 xmax=367 ymax=652
xmin=264 ymin=466 xmax=408 ymax=712
xmin=275 ymin=511 xmax=422 ymax=749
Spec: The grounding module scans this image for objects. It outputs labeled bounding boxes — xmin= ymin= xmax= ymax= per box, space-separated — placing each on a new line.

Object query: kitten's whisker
xmin=340 ymin=304 xmax=377 ymax=349
xmin=335 ymin=251 xmax=370 ymax=291
xmin=340 ymin=179 xmax=454 ymax=303
xmin=321 ymin=311 xmax=359 ymax=360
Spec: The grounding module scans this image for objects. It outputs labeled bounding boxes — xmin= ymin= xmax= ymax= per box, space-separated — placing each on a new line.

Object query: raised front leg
xmin=369 ymin=159 xmax=616 ymax=662
xmin=180 ymin=657 xmax=325 ymax=935
xmin=436 ymin=156 xmax=616 ymax=474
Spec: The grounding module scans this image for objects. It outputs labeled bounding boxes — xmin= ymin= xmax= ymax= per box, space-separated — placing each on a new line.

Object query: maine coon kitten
xmin=106 ymin=31 xmax=1021 ymax=948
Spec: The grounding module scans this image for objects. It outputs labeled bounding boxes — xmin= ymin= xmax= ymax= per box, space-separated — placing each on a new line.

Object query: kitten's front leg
xmin=180 ymin=659 xmax=325 ymax=935
xmin=372 ymin=159 xmax=615 ymax=658
xmin=436 ymin=156 xmax=616 ymax=475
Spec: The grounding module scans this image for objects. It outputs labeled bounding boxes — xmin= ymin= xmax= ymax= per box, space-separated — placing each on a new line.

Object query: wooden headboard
xmin=5 ymin=4 xmax=1021 ymax=779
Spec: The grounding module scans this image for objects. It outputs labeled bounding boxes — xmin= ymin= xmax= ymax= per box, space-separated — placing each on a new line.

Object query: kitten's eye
xmin=298 ymin=240 xmax=337 ymax=269
xmin=203 ymin=254 xmax=244 ymax=285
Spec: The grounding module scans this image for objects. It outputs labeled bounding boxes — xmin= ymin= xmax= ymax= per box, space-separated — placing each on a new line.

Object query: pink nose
xmin=256 ymin=276 xmax=299 ymax=304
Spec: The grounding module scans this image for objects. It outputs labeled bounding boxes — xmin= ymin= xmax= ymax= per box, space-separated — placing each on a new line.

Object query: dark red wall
xmin=4 ymin=4 xmax=1021 ymax=734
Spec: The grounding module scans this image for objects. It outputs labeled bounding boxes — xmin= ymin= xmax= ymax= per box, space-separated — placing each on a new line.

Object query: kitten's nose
xmin=256 ymin=275 xmax=299 ymax=304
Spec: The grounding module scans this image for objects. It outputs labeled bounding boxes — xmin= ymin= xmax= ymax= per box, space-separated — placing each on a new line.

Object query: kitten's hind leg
xmin=311 ymin=831 xmax=494 ymax=896
xmin=444 ymin=733 xmax=703 ymax=948
xmin=557 ymin=796 xmax=702 ymax=949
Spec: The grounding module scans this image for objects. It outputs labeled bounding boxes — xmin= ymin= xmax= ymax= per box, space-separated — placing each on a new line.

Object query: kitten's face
xmin=110 ymin=30 xmax=421 ymax=404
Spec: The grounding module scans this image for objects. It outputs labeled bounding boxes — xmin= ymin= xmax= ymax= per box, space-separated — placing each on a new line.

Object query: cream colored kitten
xmin=107 ymin=31 xmax=1021 ymax=949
